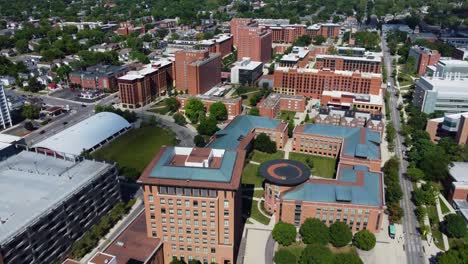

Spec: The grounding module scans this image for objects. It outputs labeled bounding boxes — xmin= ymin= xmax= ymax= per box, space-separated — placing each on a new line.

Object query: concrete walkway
xmin=283 ymin=138 xmax=293 ymax=159
xmin=435 ymin=196 xmax=450 ymax=250
xmin=249 ymin=160 xmax=260 ymax=165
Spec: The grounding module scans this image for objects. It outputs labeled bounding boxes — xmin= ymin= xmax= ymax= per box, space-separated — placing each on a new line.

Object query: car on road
xmin=81 ymin=104 xmax=87 ymax=107
xmin=39 ymin=130 xmax=45 ymax=134
xmin=63 ymin=121 xmax=68 ymax=125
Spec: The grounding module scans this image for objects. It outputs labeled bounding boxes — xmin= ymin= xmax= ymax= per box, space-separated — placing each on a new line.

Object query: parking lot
xmin=49 ymin=88 xmax=109 ymax=103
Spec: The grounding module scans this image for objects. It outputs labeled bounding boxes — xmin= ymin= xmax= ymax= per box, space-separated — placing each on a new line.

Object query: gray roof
xmin=0 ymin=151 xmax=113 ymax=244
xmin=33 ymin=112 xmax=131 ymax=157
xmin=449 ymin=162 xmax=468 ymax=182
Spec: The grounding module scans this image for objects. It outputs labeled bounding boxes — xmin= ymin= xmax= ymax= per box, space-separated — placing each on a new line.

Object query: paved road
xmin=381 ymin=32 xmax=425 ymax=264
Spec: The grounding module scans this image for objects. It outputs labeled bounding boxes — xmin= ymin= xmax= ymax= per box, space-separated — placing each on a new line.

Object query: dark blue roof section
xmin=209 ymin=115 xmax=282 ymax=149
xmin=282 ymin=165 xmax=382 ymax=206
xmin=149 ymin=147 xmax=238 ymax=182
xmin=302 ymin=124 xmax=381 ymax=160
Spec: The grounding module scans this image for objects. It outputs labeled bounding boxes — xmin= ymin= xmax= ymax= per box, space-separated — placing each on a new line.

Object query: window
xmin=186 ymin=220 xmax=191 ymax=225
xmin=211 ymin=248 xmax=216 ymax=253
xmin=151 ymin=222 xmax=156 ymax=228
xmin=210 ymin=221 xmax=215 ymax=227
xmin=177 ymin=200 xmax=182 ymax=206
xmin=202 ymin=220 xmax=207 ymax=226
xmin=186 ymin=210 xmax=190 ymax=216
xmin=202 ymin=201 xmax=206 ymax=208
xmin=169 ymin=209 xmax=174 ymax=215
xmin=172 ymin=244 xmax=176 ymax=250
xmin=178 ymin=228 xmax=183 ymax=233
xmin=171 ymin=236 xmax=176 ymax=241
xmin=224 ymin=210 xmax=229 ymax=217
xmin=148 ymin=195 xmax=154 ymax=202
xmin=203 ymin=248 xmax=208 ymax=254
xmin=203 ymin=238 xmax=208 ymax=244
xmin=224 ymin=229 xmax=229 ymax=234
xmin=195 ymin=238 xmax=200 ymax=243
xmin=202 ymin=211 xmax=207 ymax=217
xmin=179 ymin=246 xmax=184 ymax=251
xmin=163 ymin=227 xmax=167 ymax=232
xmin=170 ymin=227 xmax=175 ymax=233
xmin=210 ymin=230 xmax=215 ymax=236
xmin=194 ymin=210 xmax=199 ymax=217
xmin=194 ymin=220 xmax=199 ymax=226
xmin=187 ymin=237 xmax=192 ymax=243
xmin=194 ymin=201 xmax=198 ymax=207
xmin=196 ymin=247 xmax=200 ymax=253
xmin=179 ymin=236 xmax=184 ymax=242
xmin=163 ymin=235 xmax=168 ymax=241
xmin=160 ymin=198 xmax=165 ymax=204
xmin=187 ymin=228 xmax=191 ymax=234
xmin=185 ymin=200 xmax=190 ymax=207
xmin=150 ymin=214 xmax=155 ymax=220
xmin=170 ymin=218 xmax=174 ymax=224
xmin=168 ymin=199 xmax=173 ymax=205
xmin=210 ymin=239 xmax=215 ymax=244
xmin=152 ymin=231 xmax=157 ymax=237
xmin=202 ymin=230 xmax=208 ymax=235
xmin=224 ymin=220 xmax=229 ymax=227
xmin=210 ymin=202 xmax=215 ymax=208
xmin=177 ymin=209 xmax=182 ymax=216
xmin=224 ymin=238 xmax=229 ymax=244
xmin=161 ymin=208 xmax=166 ymax=214
xmin=210 ymin=211 xmax=215 ymax=217
xmin=194 ymin=229 xmax=200 ymax=234
xmin=178 ymin=219 xmax=182 ymax=225
xmin=188 ymin=246 xmax=192 ymax=252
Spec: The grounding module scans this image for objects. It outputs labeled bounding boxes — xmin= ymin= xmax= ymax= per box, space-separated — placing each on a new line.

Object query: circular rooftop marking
xmin=259 ymin=159 xmax=310 ymax=186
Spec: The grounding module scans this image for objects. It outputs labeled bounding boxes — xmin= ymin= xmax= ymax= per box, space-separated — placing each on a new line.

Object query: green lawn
xmin=440 ymin=199 xmax=451 ymax=214
xmin=288 ymin=152 xmax=337 ymax=179
xmin=241 ymin=163 xmax=264 ymax=187
xmin=254 ymin=189 xmax=264 ymax=198
xmin=277 ymin=110 xmax=296 ymax=122
xmin=427 ymin=205 xmax=445 ymax=250
xmin=148 ymin=106 xmax=170 ymax=115
xmin=242 ymin=198 xmax=270 ymax=225
xmin=242 ymin=91 xmax=261 ymax=106
xmin=251 ymin=150 xmax=284 ymax=163
xmin=92 ymin=125 xmax=176 ymax=178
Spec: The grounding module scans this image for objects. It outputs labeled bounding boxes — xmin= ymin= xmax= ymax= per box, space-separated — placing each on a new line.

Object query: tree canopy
xmin=329 ymin=221 xmax=352 ymax=247
xmin=274 ymin=248 xmax=297 ymax=264
xmin=333 ymin=253 xmax=363 ymax=264
xmin=299 ymin=243 xmax=334 ymax=264
xmin=299 ymin=218 xmax=329 ymax=245
xmin=21 ymin=104 xmax=40 ymax=120
xmin=197 ymin=117 xmax=219 ymax=136
xmin=272 ymin=221 xmax=297 ymax=246
xmin=184 ymin=98 xmax=205 ymax=123
xmin=442 ymin=214 xmax=467 ymax=239
xmin=254 ymin=133 xmax=277 ymax=154
xmin=209 ymin=102 xmax=228 ymax=121
xmin=353 ymin=230 xmax=376 ymax=251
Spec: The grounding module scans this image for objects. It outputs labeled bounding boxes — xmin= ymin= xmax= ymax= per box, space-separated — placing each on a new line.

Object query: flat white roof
xmin=450 ymin=162 xmax=468 ymax=182
xmin=316 ymin=53 xmax=382 ymax=62
xmin=322 ymin=90 xmax=383 ymax=105
xmin=0 ymin=151 xmax=112 ymax=244
xmin=118 ymin=64 xmax=160 ymax=81
xmin=233 ymin=58 xmax=263 ymax=70
xmin=417 ymin=76 xmax=468 ymax=93
xmin=33 ymin=112 xmax=131 ymax=157
xmin=281 ymin=47 xmax=309 ymax=62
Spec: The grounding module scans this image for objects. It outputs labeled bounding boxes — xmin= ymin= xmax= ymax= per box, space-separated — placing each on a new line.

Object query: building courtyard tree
xmin=209 ymin=102 xmax=228 ymax=121
xmin=299 ymin=218 xmax=329 ymax=245
xmin=353 ymin=230 xmax=376 ymax=251
xmin=272 ymin=221 xmax=297 ymax=246
xmin=329 ymin=221 xmax=352 ymax=247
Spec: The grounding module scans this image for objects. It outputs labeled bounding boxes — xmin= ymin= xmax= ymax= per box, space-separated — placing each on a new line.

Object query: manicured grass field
xmin=250 ymin=150 xmax=284 ymax=163
xmin=241 ymin=163 xmax=263 ymax=187
xmin=277 ymin=110 xmax=296 ymax=122
xmin=92 ymin=125 xmax=176 ymax=174
xmin=288 ymin=152 xmax=337 ymax=179
xmin=242 ymin=198 xmax=270 ymax=225
xmin=439 ymin=199 xmax=451 ymax=214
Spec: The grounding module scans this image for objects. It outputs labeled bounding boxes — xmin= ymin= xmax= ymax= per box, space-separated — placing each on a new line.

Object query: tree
xmin=414 ymin=206 xmax=427 ymax=222
xmin=15 ymin=39 xmax=29 ymax=54
xmin=406 ymin=167 xmax=425 ymax=182
xmin=173 ymin=113 xmax=187 ymax=126
xmin=254 ymin=133 xmax=277 ymax=154
xmin=329 ymin=221 xmax=352 ymax=247
xmin=442 ymin=214 xmax=467 ymax=238
xmin=304 ymin=113 xmax=310 ymax=122
xmin=24 ymin=121 xmax=34 ymax=131
xmin=405 ymin=55 xmax=417 ymax=75
xmin=287 ymin=120 xmax=294 ymax=138
xmin=388 ymin=203 xmax=404 ymax=222
xmin=436 ymin=244 xmax=468 ymax=264
xmin=209 ymin=102 xmax=228 ymax=121
xmin=194 ymin=135 xmax=206 ymax=147
xmin=313 ymin=35 xmax=326 ymax=45
xmin=299 ymin=243 xmax=333 ymax=264
xmin=249 ymin=107 xmax=260 ymax=116
xmin=197 ymin=117 xmax=219 ymax=136
xmin=165 ymin=97 xmax=179 ymax=112
xmin=184 ymin=98 xmax=205 ymax=123
xmin=333 ymin=253 xmax=363 ymax=264
xmin=353 ymin=230 xmax=376 ymax=251
xmin=299 ymin=218 xmax=329 ymax=245
xmin=21 ymin=104 xmax=40 ymax=120
xmin=274 ymin=248 xmax=297 ymax=264
xmin=272 ymin=221 xmax=297 ymax=246
xmin=170 ymin=257 xmax=184 ymax=264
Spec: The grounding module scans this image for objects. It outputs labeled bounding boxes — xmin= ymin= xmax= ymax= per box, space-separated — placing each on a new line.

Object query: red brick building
xmin=257 ymin=93 xmax=306 ymax=118
xmin=305 ymin=23 xmax=340 ymax=39
xmin=236 ymin=26 xmax=272 ymax=63
xmin=87 ymin=211 xmax=165 ymax=264
xmin=278 ymin=163 xmax=385 ymax=233
xmin=315 ymin=54 xmax=382 ymax=73
xmin=292 ymin=124 xmax=382 ymax=172
xmin=177 ymin=94 xmax=242 ymax=120
xmin=199 ymin=34 xmax=233 ymax=57
xmin=69 ymin=65 xmax=129 ymax=91
xmin=118 ymin=62 xmax=173 ymax=108
xmin=258 ymin=23 xmax=340 ymax=43
xmin=139 ymin=147 xmax=246 ymax=264
xmin=230 ymin=18 xmax=257 ymax=47
xmin=320 ymin=90 xmax=383 ymax=114
xmin=313 ymin=108 xmax=385 ymax=135
xmin=408 ymin=46 xmax=441 ymax=76
xmin=116 ymin=22 xmax=145 ymax=36
xmin=425 ymin=112 xmax=468 ymax=144
xmin=273 ymin=68 xmax=382 ymax=99
xmin=174 ymin=50 xmax=221 ymax=95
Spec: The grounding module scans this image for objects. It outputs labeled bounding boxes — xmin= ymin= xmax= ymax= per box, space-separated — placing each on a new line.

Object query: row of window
xmin=159 ymin=208 xmax=230 ymax=219
xmin=148 ymin=196 xmax=230 ymax=208
xmin=172 ymin=254 xmax=218 ymax=264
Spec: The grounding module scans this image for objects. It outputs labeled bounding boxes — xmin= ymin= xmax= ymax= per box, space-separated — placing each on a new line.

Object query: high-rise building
xmin=0 ymin=84 xmax=12 ymax=129
xmin=0 ymin=150 xmax=120 ymax=264
xmin=236 ymin=27 xmax=272 ymax=63
xmin=408 ymin=46 xmax=441 ymax=76
xmin=139 ymin=147 xmax=246 ymax=264
xmin=229 ymin=18 xmax=256 ymax=47
xmin=273 ymin=68 xmax=382 ymax=99
xmin=118 ymin=62 xmax=173 ymax=108
xmin=175 ymin=50 xmax=221 ymax=95
xmin=315 ymin=54 xmax=382 ymax=73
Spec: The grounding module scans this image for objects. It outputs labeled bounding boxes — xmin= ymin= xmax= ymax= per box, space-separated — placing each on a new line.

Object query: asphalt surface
xmin=381 ymin=32 xmax=425 ymax=264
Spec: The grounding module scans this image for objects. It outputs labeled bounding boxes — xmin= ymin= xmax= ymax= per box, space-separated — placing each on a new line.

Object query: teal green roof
xmin=282 ymin=165 xmax=382 ymax=206
xmin=302 ymin=124 xmax=381 ymax=160
xmin=209 ymin=115 xmax=281 ymax=149
xmin=149 ymin=148 xmax=237 ymax=182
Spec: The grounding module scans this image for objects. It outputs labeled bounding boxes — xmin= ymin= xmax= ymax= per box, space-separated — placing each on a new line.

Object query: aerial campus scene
xmin=0 ymin=0 xmax=467 ymax=264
